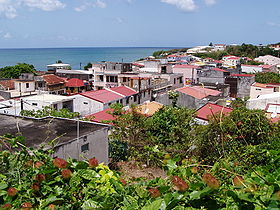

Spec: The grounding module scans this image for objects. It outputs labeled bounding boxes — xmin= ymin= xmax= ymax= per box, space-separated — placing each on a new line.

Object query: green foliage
xmin=0 ymin=136 xmax=279 ymax=209
xmin=0 ymin=63 xmax=36 ymax=79
xmin=255 ymin=72 xmax=280 ymax=84
xmin=84 ymin=62 xmax=92 ymax=70
xmin=152 ymin=48 xmax=190 ymax=58
xmin=244 ymin=60 xmax=264 ymax=65
xmin=20 ymin=106 xmax=80 ymax=119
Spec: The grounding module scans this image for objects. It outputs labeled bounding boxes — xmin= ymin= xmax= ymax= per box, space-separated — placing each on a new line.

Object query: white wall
xmin=15 ymin=81 xmax=35 ymax=93
xmin=250 ymin=86 xmax=274 ymax=99
xmin=241 ymin=66 xmax=262 ymax=74
xmin=73 ymin=95 xmax=104 ymax=116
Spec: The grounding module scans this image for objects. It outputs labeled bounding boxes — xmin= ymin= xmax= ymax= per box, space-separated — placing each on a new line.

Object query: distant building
xmin=255 ymin=55 xmax=280 ymax=66
xmin=225 ymin=74 xmax=255 ymax=98
xmin=250 ymin=82 xmax=280 ymax=99
xmin=47 ymin=63 xmax=71 ymax=72
xmin=0 ymin=114 xmax=109 ymax=164
xmin=223 ymin=56 xmax=241 ymax=67
xmin=55 ymin=69 xmax=93 ymax=81
xmin=195 ymin=103 xmax=233 ymax=125
xmin=65 ymin=78 xmax=88 ymax=95
xmin=35 ymin=74 xmax=66 ymax=95
xmin=197 ymin=67 xmax=230 ymax=85
xmin=22 ymin=94 xmax=75 ymax=112
xmin=247 ymin=92 xmax=280 ymax=110
xmin=172 ymin=64 xmax=200 ymax=85
xmin=241 ymin=65 xmax=263 ymax=74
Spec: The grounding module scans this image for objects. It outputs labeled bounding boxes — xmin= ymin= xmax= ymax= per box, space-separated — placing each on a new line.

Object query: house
xmin=22 ymin=94 xmax=75 ymax=112
xmin=172 ymin=64 xmax=201 ymax=85
xmin=241 ymin=65 xmax=263 ymax=74
xmin=35 ymin=74 xmax=66 ymax=95
xmin=223 ymin=56 xmax=241 ymax=67
xmin=195 ymin=103 xmax=233 ymax=125
xmin=65 ymin=78 xmax=87 ymax=94
xmin=255 ymin=55 xmax=280 ymax=66
xmin=0 ymin=114 xmax=109 ymax=164
xmin=155 ymin=86 xmax=222 ymax=109
xmin=0 ymin=80 xmax=15 ymax=91
xmin=259 ymin=65 xmax=278 ymax=73
xmin=247 ymin=92 xmax=280 ymax=110
xmin=265 ymin=104 xmax=280 ymax=123
xmin=250 ymin=82 xmax=280 ymax=99
xmin=55 ymin=69 xmax=93 ymax=81
xmin=47 ymin=63 xmax=71 ymax=72
xmin=213 ymin=44 xmax=226 ymax=51
xmin=196 ymin=67 xmax=230 ymax=85
xmin=225 ymin=74 xmax=255 ymax=98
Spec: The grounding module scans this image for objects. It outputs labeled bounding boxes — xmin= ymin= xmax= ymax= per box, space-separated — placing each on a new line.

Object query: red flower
xmin=53 ymin=158 xmax=68 ymax=168
xmin=21 ymin=202 xmax=32 ymax=209
xmin=35 ymin=161 xmax=44 ymax=168
xmin=1 ymin=204 xmax=12 ymax=210
xmin=7 ymin=187 xmax=17 ymax=197
xmin=88 ymin=158 xmax=98 ymax=168
xmin=148 ymin=188 xmax=161 ymax=198
xmin=120 ymin=178 xmax=127 ymax=185
xmin=31 ymin=183 xmax=40 ymax=191
xmin=35 ymin=174 xmax=46 ymax=182
xmin=172 ymin=176 xmax=189 ymax=192
xmin=233 ymin=176 xmax=244 ymax=187
xmin=202 ymin=173 xmax=220 ymax=189
xmin=61 ymin=169 xmax=72 ymax=179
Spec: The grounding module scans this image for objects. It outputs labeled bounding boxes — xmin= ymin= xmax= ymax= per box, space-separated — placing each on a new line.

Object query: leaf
xmin=82 ymin=200 xmax=99 ymax=209
xmin=77 ymin=169 xmax=100 ymax=180
xmin=40 ymin=196 xmax=64 ymax=207
xmin=0 ymin=183 xmax=8 ymax=190
xmin=142 ymin=199 xmax=164 ymax=210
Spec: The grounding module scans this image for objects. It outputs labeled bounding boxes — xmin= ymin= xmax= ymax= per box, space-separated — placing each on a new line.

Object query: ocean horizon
xmin=0 ymin=47 xmax=181 ymax=71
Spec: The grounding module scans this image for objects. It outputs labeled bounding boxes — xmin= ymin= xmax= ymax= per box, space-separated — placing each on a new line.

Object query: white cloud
xmin=22 ymin=0 xmax=66 ymax=11
xmin=3 ymin=32 xmax=11 ymax=39
xmin=161 ymin=0 xmax=197 ymax=12
xmin=75 ymin=0 xmax=106 ymax=12
xmin=0 ymin=0 xmax=65 ymax=18
xmin=267 ymin=21 xmax=280 ymax=27
xmin=204 ymin=0 xmax=216 ymax=6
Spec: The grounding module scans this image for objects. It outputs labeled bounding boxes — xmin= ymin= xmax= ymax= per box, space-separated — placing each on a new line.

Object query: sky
xmin=0 ymin=0 xmax=280 ymax=48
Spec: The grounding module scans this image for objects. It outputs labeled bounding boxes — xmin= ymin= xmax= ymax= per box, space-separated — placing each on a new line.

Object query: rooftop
xmin=0 ymin=80 xmax=15 ymax=90
xmin=196 ymin=103 xmax=233 ymax=121
xmin=211 ymin=68 xmax=228 ymax=72
xmin=42 ymin=74 xmax=65 ymax=85
xmin=176 ymin=86 xmax=222 ymax=99
xmin=231 ymin=74 xmax=254 ymax=77
xmin=85 ymin=108 xmax=115 ymax=124
xmin=23 ymin=94 xmax=74 ymax=104
xmin=47 ymin=63 xmax=70 ymax=67
xmin=109 ymin=86 xmax=137 ymax=97
xmin=80 ymin=89 xmax=123 ymax=103
xmin=0 ymin=115 xmax=108 ymax=148
xmin=173 ymin=64 xmax=199 ymax=69
xmin=66 ymin=78 xmax=85 ymax=87
xmin=135 ymin=101 xmax=164 ymax=117
xmin=56 ymin=69 xmax=92 ymax=75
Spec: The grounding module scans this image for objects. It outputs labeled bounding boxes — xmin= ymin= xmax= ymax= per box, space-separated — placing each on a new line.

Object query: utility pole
xmin=138 ymin=77 xmax=141 ymax=104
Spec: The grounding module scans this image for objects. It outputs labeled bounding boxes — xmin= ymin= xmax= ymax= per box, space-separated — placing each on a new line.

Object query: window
xmin=256 ymin=88 xmax=261 ymax=91
xmin=26 ymin=83 xmax=29 ymax=88
xmin=99 ymin=75 xmax=104 ymax=82
xmin=134 ymin=95 xmax=137 ymax=102
xmin=32 ymin=103 xmax=37 ymax=106
xmin=83 ymin=136 xmax=87 ymax=142
xmin=81 ymin=143 xmax=89 ymax=152
xmin=174 ymin=78 xmax=176 ymax=84
xmin=120 ymin=99 xmax=123 ymax=104
xmin=126 ymin=97 xmax=130 ymax=105
xmin=83 ymin=102 xmax=88 ymax=105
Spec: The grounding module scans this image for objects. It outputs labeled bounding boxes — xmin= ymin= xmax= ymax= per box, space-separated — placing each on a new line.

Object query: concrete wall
xmin=15 ymin=81 xmax=35 ymax=93
xmin=73 ymin=95 xmax=104 ymax=116
xmin=53 ymin=127 xmax=109 ymax=164
xmin=172 ymin=67 xmax=198 ymax=84
xmin=237 ymin=76 xmax=255 ymax=98
xmin=197 ymin=70 xmax=226 ymax=84
xmin=250 ymin=86 xmax=274 ymax=99
xmin=241 ymin=65 xmax=262 ymax=73
xmin=247 ymin=97 xmax=280 ymax=110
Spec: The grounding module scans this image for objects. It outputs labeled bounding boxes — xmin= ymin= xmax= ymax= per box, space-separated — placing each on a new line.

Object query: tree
xmin=0 ymin=63 xmax=36 ymax=79
xmin=209 ymin=42 xmax=213 ymax=46
xmin=84 ymin=62 xmax=92 ymax=70
xmin=255 ymin=72 xmax=280 ymax=83
xmin=56 ymin=60 xmax=63 ymax=63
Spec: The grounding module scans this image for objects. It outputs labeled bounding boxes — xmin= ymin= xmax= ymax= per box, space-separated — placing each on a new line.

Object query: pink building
xmin=172 ymin=64 xmax=201 ymax=85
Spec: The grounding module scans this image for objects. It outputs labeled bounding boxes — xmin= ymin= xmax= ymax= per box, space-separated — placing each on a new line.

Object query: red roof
xmin=66 ymin=78 xmax=85 ymax=87
xmin=231 ymin=74 xmax=254 ymax=77
xmin=85 ymin=108 xmax=115 ymax=124
xmin=43 ymin=74 xmax=65 ymax=85
xmin=259 ymin=65 xmax=274 ymax=69
xmin=212 ymin=68 xmax=228 ymax=72
xmin=109 ymin=86 xmax=137 ymax=96
xmin=167 ymin=54 xmax=178 ymax=57
xmin=213 ymin=60 xmax=223 ymax=64
xmin=176 ymin=86 xmax=222 ymax=99
xmin=196 ymin=103 xmax=233 ymax=121
xmin=173 ymin=64 xmax=198 ymax=69
xmin=228 ymin=57 xmax=240 ymax=60
xmin=0 ymin=80 xmax=15 ymax=90
xmin=80 ymin=89 xmax=123 ymax=103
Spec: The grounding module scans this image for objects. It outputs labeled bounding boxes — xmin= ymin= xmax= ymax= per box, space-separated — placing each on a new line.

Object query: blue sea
xmin=0 ymin=47 xmax=174 ymax=71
